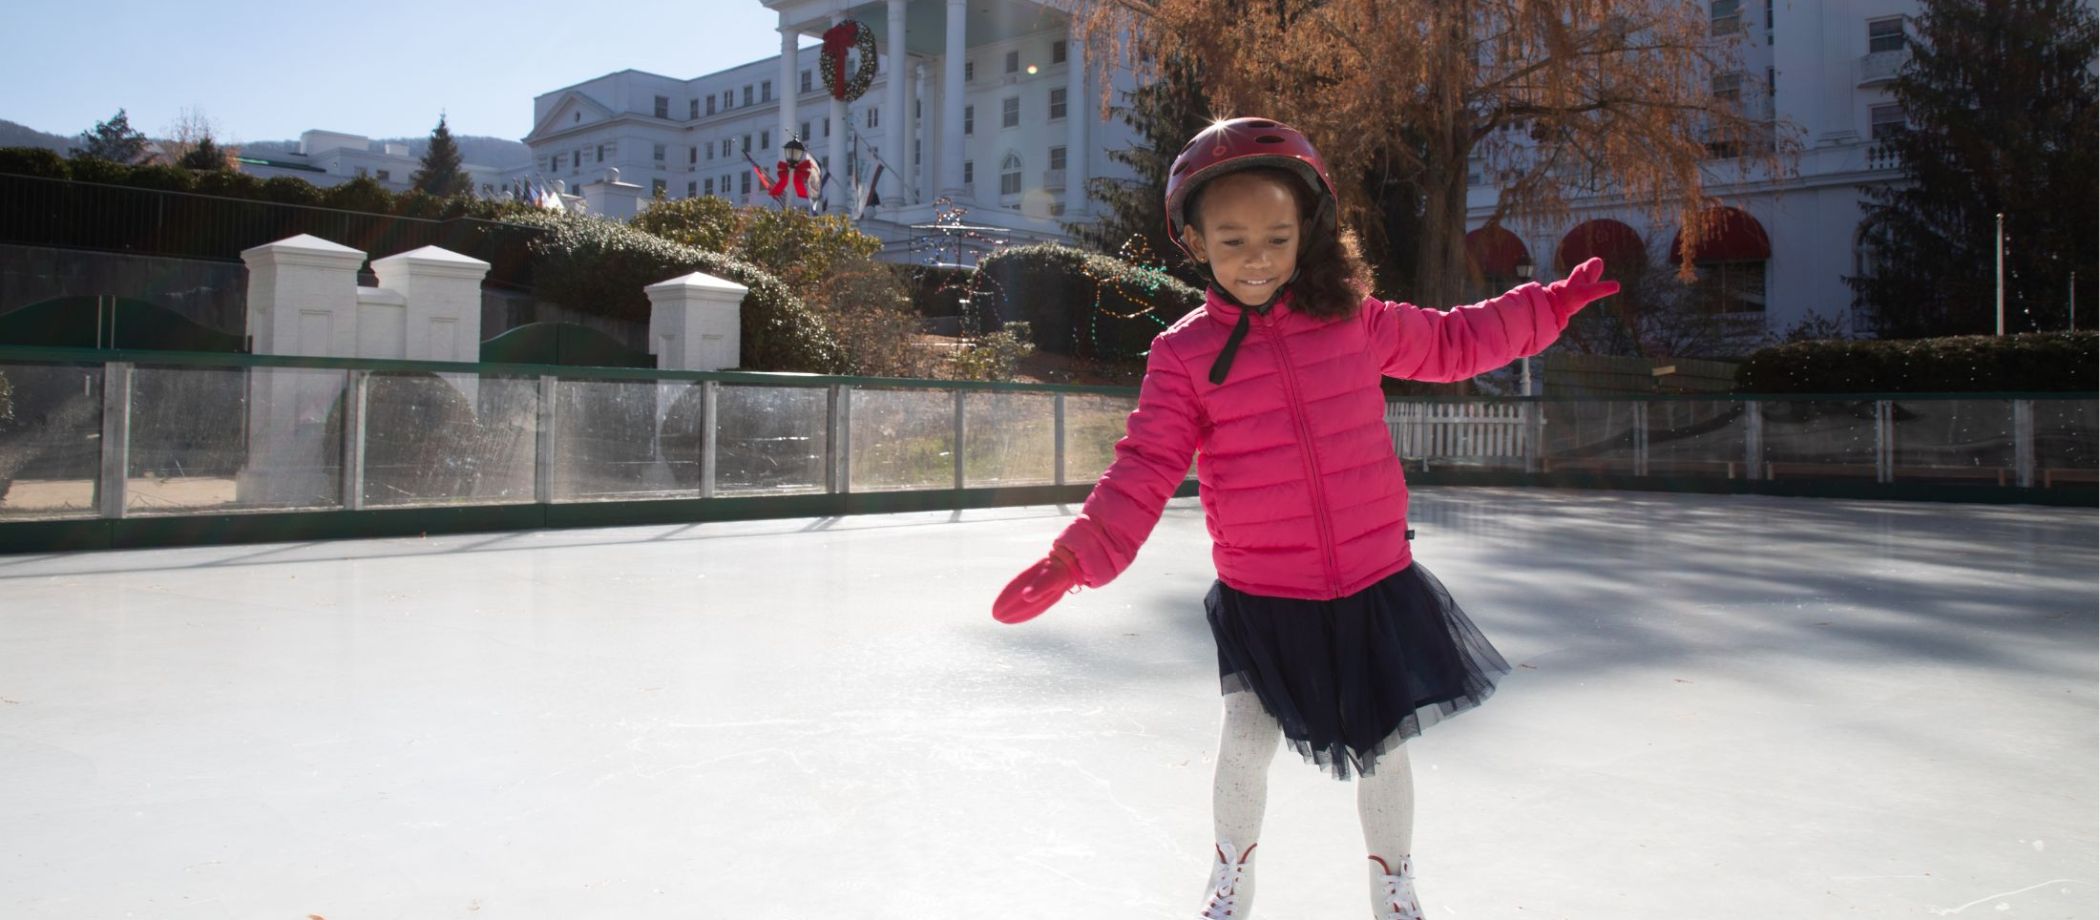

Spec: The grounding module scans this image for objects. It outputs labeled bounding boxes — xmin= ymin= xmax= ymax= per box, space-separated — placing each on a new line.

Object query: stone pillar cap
xmin=645 ymin=271 xmax=750 ymax=297
xmin=372 ymin=245 xmax=492 ymax=272
xmin=241 ymin=233 xmax=366 ymax=265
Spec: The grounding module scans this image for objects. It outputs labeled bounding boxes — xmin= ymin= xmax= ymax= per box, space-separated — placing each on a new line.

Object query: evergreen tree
xmin=1849 ymin=0 xmax=2098 ymax=338
xmin=1067 ymin=55 xmax=1213 ymax=286
xmin=410 ymin=115 xmax=472 ymax=197
xmin=176 ymin=134 xmax=228 ymax=171
xmin=72 ymin=108 xmax=149 ymax=163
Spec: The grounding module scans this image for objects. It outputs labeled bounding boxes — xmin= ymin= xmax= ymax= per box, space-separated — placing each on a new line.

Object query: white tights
xmin=1209 ymin=690 xmax=1417 ymax=916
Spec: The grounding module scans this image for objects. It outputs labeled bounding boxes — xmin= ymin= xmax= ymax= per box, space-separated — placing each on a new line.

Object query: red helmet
xmin=1163 ymin=117 xmax=1338 ymax=261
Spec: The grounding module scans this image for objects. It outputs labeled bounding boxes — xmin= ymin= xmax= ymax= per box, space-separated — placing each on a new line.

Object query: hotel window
xmin=762 ymin=80 xmax=773 ymax=103
xmin=1049 ymin=87 xmax=1067 ymax=121
xmin=706 ymin=96 xmax=717 ymax=116
xmin=654 ymin=95 xmax=669 ymax=118
xmin=800 ymin=122 xmax=811 ymax=143
xmin=1052 ymin=40 xmax=1067 ymax=64
xmin=1867 ymin=17 xmax=1905 ymax=53
xmin=654 ymin=143 xmax=667 ymax=162
xmin=965 ymin=59 xmax=975 ymax=81
xmin=1870 ymin=103 xmax=1907 ymax=140
xmin=742 ymin=134 xmax=752 ymax=154
xmin=1049 ymin=146 xmax=1066 ymax=171
xmin=596 ymin=145 xmax=605 ymax=163
xmin=801 ymin=70 xmax=812 ymax=94
xmin=963 ymin=161 xmax=974 ymax=185
xmin=687 ymin=181 xmax=696 ymax=197
xmin=705 ymin=177 xmax=715 ymax=196
xmin=760 ymin=130 xmax=770 ymax=151
xmin=1005 ymin=50 xmax=1020 ymax=73
xmin=914 ymin=138 xmax=921 ymax=165
xmin=743 ymin=85 xmax=754 ymax=106
xmin=1002 ymin=96 xmax=1020 ymax=128
xmin=690 ymin=99 xmax=699 ymax=120
xmin=964 ymin=105 xmax=974 ymax=135
xmin=741 ymin=171 xmax=751 ymax=194
xmin=376 ymin=169 xmax=389 ymax=182
xmin=689 ymin=146 xmax=697 ymax=165
xmin=652 ymin=178 xmax=666 ymax=197
xmin=1710 ymin=0 xmax=1741 ymax=34
xmin=575 ymin=150 xmax=583 ymax=173
xmin=824 ymin=118 xmax=831 ymax=137
xmin=999 ymin=153 xmax=1022 ymax=195
xmin=867 ymin=107 xmax=879 ymax=128
xmin=706 ymin=140 xmax=714 ymax=160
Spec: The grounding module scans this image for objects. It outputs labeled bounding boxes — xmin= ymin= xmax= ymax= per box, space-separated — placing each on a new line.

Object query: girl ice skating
xmin=991 ymin=117 xmax=1617 ymax=919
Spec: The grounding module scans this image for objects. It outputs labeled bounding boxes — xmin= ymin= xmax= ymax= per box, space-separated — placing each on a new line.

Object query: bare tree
xmin=1075 ymin=0 xmax=1792 ymax=308
xmin=158 ymin=107 xmax=236 ymax=169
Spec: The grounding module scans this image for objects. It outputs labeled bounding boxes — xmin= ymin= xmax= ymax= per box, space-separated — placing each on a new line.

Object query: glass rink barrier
xmin=0 ymin=348 xmax=2092 ymax=534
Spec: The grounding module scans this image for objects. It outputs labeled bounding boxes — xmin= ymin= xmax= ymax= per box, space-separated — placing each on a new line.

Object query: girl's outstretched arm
xmin=1050 ymin=333 xmax=1205 ymax=589
xmin=1372 ymin=257 xmax=1620 ymax=383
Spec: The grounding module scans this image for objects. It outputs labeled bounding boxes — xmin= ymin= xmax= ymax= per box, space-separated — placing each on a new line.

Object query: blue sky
xmin=5 ymin=0 xmax=811 ymax=143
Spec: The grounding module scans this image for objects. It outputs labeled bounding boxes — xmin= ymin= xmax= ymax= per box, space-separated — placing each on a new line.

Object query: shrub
xmin=64 ymin=156 xmax=129 ymax=185
xmin=974 ymin=243 xmax=1201 ymax=361
xmin=894 ymin=264 xmax=976 ymax=317
xmin=510 ymin=211 xmax=842 ymax=372
xmin=191 ymin=169 xmax=263 ymax=199
xmin=121 ymin=164 xmax=195 ymax=193
xmin=633 ymin=198 xmax=880 ymax=296
xmin=258 ymin=176 xmax=325 ymax=205
xmin=0 ymin=147 xmax=68 ymax=179
xmin=1735 ymin=331 xmax=2097 ymax=394
xmin=808 ymin=257 xmax=939 ymax=378
xmin=631 ymin=195 xmax=739 ymax=253
xmin=949 ymin=322 xmax=1036 ymax=382
xmin=321 ymin=176 xmax=395 ymax=214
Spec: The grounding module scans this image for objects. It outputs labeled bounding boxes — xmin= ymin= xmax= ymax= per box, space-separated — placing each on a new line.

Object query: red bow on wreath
xmin=768 ymin=159 xmax=818 ymax=199
xmin=822 ymin=22 xmax=857 ymax=100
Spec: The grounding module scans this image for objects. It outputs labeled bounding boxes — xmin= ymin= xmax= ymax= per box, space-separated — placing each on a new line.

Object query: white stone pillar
xmin=646 ymin=271 xmax=748 ymax=372
xmin=941 ymin=0 xmax=967 ymax=198
xmin=886 ymin=0 xmax=909 ymax=208
xmin=779 ymin=23 xmax=801 ymax=145
xmin=238 ymin=234 xmax=366 ymax=508
xmin=242 ymin=234 xmax=365 ymax=357
xmin=830 ymin=11 xmax=849 ymax=213
xmin=580 ymin=168 xmax=644 ymax=221
xmin=1064 ymin=32 xmax=1087 ymax=214
xmin=370 ymin=246 xmax=490 ymax=364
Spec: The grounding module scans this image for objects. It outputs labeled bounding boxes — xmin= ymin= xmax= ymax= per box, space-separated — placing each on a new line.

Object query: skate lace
xmin=1199 ymin=841 xmax=1254 ymax=919
xmin=1374 ymin=856 xmax=1424 ymax=920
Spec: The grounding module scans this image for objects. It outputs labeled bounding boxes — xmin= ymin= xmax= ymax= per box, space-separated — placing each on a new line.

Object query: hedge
xmin=508 ymin=211 xmax=842 ymax=373
xmin=974 ymin=243 xmax=1203 ymax=361
xmin=1736 ymin=332 xmax=2097 ymax=394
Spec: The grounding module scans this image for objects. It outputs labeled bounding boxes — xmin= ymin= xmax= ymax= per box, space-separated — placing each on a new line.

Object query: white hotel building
xmin=526 ymin=0 xmax=1917 ymax=338
xmin=523 ymin=0 xmax=1139 ymax=266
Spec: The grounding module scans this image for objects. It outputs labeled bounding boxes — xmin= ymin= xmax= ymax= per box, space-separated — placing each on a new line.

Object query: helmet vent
xmin=1246 ymin=120 xmax=1278 ymax=128
xmin=1172 ymin=161 xmax=1191 ymax=175
xmin=1255 ymin=135 xmax=1287 ymax=144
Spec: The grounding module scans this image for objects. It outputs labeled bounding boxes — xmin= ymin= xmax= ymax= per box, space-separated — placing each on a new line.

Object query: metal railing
xmin=0 ymin=348 xmax=2092 ymax=528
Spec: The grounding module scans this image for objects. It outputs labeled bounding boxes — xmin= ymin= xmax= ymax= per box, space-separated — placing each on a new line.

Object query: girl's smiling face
xmin=1182 ymin=170 xmax=1304 ymax=307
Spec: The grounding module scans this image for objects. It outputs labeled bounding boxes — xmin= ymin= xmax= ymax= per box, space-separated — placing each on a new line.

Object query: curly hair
xmin=1183 ymin=166 xmax=1374 ymax=321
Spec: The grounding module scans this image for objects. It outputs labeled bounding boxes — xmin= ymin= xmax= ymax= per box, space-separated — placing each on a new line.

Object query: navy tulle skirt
xmin=1205 ymin=560 xmax=1509 ymax=780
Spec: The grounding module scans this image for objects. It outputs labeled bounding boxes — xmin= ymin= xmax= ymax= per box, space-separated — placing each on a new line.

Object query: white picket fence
xmin=1385 ymin=402 xmax=1532 ymax=463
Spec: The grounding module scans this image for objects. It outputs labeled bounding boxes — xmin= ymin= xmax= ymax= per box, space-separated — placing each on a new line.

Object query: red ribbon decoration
xmin=767 ymin=160 xmax=816 ymax=199
xmin=822 ymin=22 xmax=857 ymax=100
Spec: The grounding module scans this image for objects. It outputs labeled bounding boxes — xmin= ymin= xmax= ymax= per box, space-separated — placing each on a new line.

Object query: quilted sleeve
xmin=1050 ymin=334 xmax=1204 ymax=588
xmin=1368 ymin=284 xmax=1572 ymax=383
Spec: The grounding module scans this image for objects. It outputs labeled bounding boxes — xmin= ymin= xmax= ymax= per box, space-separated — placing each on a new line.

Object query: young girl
xmin=991 ymin=117 xmax=1617 ymax=919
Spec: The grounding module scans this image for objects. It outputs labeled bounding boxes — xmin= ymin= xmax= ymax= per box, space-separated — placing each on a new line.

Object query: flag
xmin=853 ymin=164 xmax=884 ymax=220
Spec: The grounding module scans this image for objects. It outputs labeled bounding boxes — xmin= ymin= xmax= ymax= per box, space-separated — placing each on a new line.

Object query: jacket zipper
xmin=1259 ymin=315 xmax=1342 ymax=596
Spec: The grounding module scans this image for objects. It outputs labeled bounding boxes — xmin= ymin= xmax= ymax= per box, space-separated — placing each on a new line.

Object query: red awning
xmin=1555 ymin=219 xmax=1646 ymax=273
xmin=1464 ymin=224 xmax=1531 ymax=277
xmin=1670 ymin=207 xmax=1771 ymax=263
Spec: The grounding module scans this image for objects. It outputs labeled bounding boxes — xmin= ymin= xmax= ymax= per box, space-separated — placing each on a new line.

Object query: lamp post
xmin=1514 ymin=252 xmax=1537 ymax=396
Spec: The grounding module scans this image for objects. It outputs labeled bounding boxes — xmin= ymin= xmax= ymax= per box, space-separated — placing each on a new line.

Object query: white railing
xmin=1386 ymin=401 xmax=1532 ymax=463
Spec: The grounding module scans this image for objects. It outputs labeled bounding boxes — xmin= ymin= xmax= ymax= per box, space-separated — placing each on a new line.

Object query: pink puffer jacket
xmin=1052 ymin=282 xmax=1577 ymax=601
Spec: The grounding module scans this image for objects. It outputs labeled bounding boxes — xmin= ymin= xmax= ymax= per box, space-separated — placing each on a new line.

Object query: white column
xmin=830 ymin=12 xmax=849 ymax=212
xmin=941 ymin=0 xmax=967 ymax=198
xmin=370 ymin=246 xmax=490 ymax=365
xmin=779 ymin=24 xmax=800 ymax=146
xmin=1064 ymin=32 xmax=1087 ymax=214
xmin=886 ymin=0 xmax=909 ymax=208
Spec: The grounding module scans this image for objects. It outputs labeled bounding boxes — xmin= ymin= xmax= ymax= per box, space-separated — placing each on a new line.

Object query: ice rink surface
xmin=1 ymin=487 xmax=2094 ymax=919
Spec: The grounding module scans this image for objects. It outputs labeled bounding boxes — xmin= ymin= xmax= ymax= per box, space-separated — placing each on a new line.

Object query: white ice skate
xmin=1199 ymin=840 xmax=1257 ymax=919
xmin=1370 ymin=855 xmax=1424 ymax=920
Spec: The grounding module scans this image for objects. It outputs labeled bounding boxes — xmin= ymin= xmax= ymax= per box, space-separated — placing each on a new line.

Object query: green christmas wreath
xmin=821 ymin=19 xmax=879 ymax=103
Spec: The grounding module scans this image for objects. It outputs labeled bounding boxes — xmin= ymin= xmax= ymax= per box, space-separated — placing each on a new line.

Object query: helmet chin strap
xmin=1205 ymin=269 xmax=1300 ymax=385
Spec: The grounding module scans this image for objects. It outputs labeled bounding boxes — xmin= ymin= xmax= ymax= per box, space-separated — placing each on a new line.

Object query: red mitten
xmin=992 ymin=546 xmax=1081 ymax=624
xmin=1544 ymin=256 xmax=1621 ymax=320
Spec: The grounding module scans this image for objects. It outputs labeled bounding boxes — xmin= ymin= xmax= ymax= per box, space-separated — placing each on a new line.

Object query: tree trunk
xmin=1413 ymin=159 xmax=1473 ymax=311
